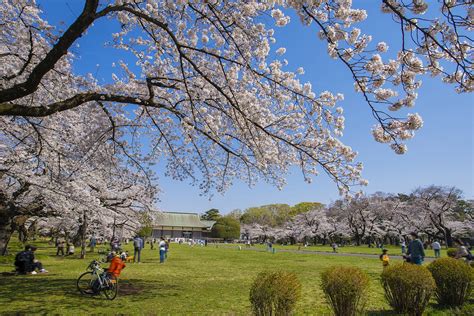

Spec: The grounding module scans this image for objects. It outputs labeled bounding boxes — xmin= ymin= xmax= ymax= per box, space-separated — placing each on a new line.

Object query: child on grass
xmin=380 ymin=249 xmax=390 ymax=268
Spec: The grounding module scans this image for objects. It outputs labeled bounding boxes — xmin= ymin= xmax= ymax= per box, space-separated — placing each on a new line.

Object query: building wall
xmin=152 ymin=228 xmax=210 ymax=239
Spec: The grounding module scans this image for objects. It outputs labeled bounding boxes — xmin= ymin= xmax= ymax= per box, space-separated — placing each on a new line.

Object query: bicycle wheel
xmin=102 ymin=274 xmax=118 ymax=300
xmin=77 ymin=271 xmax=98 ymax=295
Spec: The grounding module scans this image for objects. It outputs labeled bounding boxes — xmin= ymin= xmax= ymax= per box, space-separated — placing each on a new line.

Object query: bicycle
xmin=76 ymin=259 xmax=118 ymax=300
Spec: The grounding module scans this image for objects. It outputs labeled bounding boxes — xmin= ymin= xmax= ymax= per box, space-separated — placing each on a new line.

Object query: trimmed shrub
xmin=320 ymin=266 xmax=369 ymax=316
xmin=447 ymin=248 xmax=457 ymax=258
xmin=381 ymin=263 xmax=435 ymax=316
xmin=249 ymin=271 xmax=301 ymax=316
xmin=428 ymin=257 xmax=473 ymax=307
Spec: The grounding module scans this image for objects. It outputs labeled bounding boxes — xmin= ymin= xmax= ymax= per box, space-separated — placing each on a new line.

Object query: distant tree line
xmin=238 ymin=186 xmax=473 ymax=247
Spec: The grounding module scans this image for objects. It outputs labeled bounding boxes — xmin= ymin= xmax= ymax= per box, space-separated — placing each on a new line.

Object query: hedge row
xmin=249 ymin=258 xmax=473 ymax=315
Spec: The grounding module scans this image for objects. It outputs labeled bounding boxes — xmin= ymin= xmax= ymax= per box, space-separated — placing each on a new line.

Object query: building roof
xmin=200 ymin=220 xmax=217 ymax=228
xmin=154 ymin=212 xmax=215 ymax=229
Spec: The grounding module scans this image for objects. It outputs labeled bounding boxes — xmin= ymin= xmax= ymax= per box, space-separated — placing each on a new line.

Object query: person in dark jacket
xmin=407 ymin=232 xmax=425 ymax=265
xmin=15 ymin=245 xmax=47 ymax=274
xmin=133 ymin=236 xmax=144 ymax=263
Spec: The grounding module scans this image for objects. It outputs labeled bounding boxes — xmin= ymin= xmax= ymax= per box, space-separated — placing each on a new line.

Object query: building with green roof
xmin=152 ymin=212 xmax=216 ymax=239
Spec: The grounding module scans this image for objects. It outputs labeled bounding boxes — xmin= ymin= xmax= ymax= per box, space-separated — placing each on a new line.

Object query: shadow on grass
xmin=0 ymin=275 xmax=183 ymax=314
xmin=366 ymin=299 xmax=474 ymax=316
xmin=366 ymin=310 xmax=398 ymax=316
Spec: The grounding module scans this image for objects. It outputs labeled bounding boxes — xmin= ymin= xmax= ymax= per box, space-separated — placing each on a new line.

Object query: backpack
xmin=91 ymin=278 xmax=101 ymax=294
xmin=15 ymin=251 xmax=32 ymax=273
xmin=15 ymin=251 xmax=30 ymax=264
xmin=133 ymin=238 xmax=141 ymax=249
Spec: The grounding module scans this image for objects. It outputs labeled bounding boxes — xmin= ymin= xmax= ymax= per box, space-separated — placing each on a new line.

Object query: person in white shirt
xmin=431 ymin=240 xmax=441 ymax=258
xmin=159 ymin=237 xmax=166 ymax=263
xmin=400 ymin=240 xmax=406 ymax=254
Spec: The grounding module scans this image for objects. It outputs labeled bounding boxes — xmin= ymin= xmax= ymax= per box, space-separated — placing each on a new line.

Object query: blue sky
xmin=37 ymin=1 xmax=473 ymax=213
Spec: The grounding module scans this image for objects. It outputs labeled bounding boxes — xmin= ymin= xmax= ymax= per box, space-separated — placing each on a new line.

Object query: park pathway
xmin=216 ymin=244 xmax=435 ymax=262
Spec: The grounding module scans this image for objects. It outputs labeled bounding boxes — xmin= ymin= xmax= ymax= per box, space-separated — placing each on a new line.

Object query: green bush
xmin=381 ymin=263 xmax=435 ymax=316
xmin=447 ymin=248 xmax=457 ymax=258
xmin=428 ymin=257 xmax=473 ymax=307
xmin=320 ymin=266 xmax=369 ymax=316
xmin=249 ymin=271 xmax=301 ymax=316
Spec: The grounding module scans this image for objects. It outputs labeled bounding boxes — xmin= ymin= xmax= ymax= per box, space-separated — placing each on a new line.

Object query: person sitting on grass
xmin=14 ymin=245 xmax=48 ymax=275
xmin=454 ymin=239 xmax=473 ymax=262
xmin=67 ymin=243 xmax=75 ymax=256
xmin=379 ymin=249 xmax=390 ymax=269
xmin=107 ymin=252 xmax=126 ymax=278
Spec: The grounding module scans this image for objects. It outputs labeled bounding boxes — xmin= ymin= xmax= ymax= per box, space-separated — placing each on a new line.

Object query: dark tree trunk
xmin=445 ymin=229 xmax=453 ymax=248
xmin=354 ymin=235 xmax=361 ymax=246
xmin=80 ymin=211 xmax=88 ymax=259
xmin=0 ymin=222 xmax=14 ymax=256
xmin=0 ymin=204 xmax=15 ymax=256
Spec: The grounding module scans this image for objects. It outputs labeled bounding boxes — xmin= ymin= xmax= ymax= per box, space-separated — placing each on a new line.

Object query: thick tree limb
xmin=0 ymin=0 xmax=99 ymax=103
xmin=0 ymin=93 xmax=167 ymax=117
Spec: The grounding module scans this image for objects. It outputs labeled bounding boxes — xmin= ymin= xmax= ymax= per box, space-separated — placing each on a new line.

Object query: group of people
xmin=132 ymin=236 xmax=169 ymax=264
xmin=55 ymin=239 xmax=76 ymax=256
xmin=380 ymin=232 xmax=473 ymax=268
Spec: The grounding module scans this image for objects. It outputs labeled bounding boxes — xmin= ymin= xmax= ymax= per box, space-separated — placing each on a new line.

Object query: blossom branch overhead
xmin=1 ymin=0 xmax=472 ymax=198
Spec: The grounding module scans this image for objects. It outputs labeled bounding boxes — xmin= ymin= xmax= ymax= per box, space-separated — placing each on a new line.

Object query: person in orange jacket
xmin=107 ymin=253 xmax=126 ymax=278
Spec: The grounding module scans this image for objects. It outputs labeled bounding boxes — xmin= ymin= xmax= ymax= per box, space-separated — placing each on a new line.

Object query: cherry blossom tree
xmin=241 ymin=188 xmax=472 ymax=246
xmin=403 ymin=186 xmax=471 ymax=247
xmin=1 ymin=1 xmax=472 ymax=249
xmin=0 ymin=98 xmax=156 ymax=254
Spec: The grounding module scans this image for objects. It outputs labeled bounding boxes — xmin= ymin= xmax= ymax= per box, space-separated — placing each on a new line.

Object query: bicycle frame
xmin=78 ymin=259 xmax=118 ymax=300
xmin=89 ymin=261 xmax=108 ymax=290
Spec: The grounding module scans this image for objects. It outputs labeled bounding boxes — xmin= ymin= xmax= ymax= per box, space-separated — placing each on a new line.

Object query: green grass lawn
xmin=0 ymin=240 xmax=472 ymax=315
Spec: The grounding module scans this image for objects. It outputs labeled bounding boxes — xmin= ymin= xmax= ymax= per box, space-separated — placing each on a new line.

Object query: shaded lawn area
xmin=0 ymin=241 xmax=472 ymax=315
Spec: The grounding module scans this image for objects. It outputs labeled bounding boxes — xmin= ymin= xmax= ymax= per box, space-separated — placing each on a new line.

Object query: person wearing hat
xmin=379 ymin=248 xmax=390 ymax=268
xmin=14 ymin=245 xmax=47 ymax=274
xmin=107 ymin=252 xmax=126 ymax=278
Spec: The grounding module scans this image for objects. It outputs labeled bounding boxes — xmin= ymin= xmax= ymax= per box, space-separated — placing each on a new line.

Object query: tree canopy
xmin=242 ymin=186 xmax=473 ymax=247
xmin=1 ymin=1 xmax=472 ymax=253
xmin=212 ymin=215 xmax=241 ymax=240
xmin=201 ymin=209 xmax=221 ymax=221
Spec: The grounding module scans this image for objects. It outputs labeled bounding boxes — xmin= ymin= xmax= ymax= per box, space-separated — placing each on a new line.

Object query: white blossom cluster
xmin=285 ymin=0 xmax=472 ymax=152
xmin=242 ymin=188 xmax=473 ymax=245
xmin=1 ymin=0 xmax=471 ymax=206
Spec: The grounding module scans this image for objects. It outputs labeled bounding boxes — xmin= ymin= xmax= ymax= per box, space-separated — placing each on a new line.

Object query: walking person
xmin=407 ymin=232 xmax=425 ymax=265
xmin=56 ymin=239 xmax=65 ymax=256
xmin=89 ymin=236 xmax=97 ymax=253
xmin=400 ymin=240 xmax=406 ymax=255
xmin=431 ymin=240 xmax=441 ymax=258
xmin=267 ymin=241 xmax=273 ymax=252
xmin=133 ymin=235 xmax=144 ymax=263
xmin=159 ymin=237 xmax=166 ymax=263
xmin=332 ymin=242 xmax=338 ymax=253
xmin=164 ymin=239 xmax=170 ymax=259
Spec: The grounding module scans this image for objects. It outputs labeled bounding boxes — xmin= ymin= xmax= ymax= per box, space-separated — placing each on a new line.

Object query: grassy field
xmin=232 ymin=243 xmax=449 ymax=257
xmin=0 ymin=240 xmax=472 ymax=315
